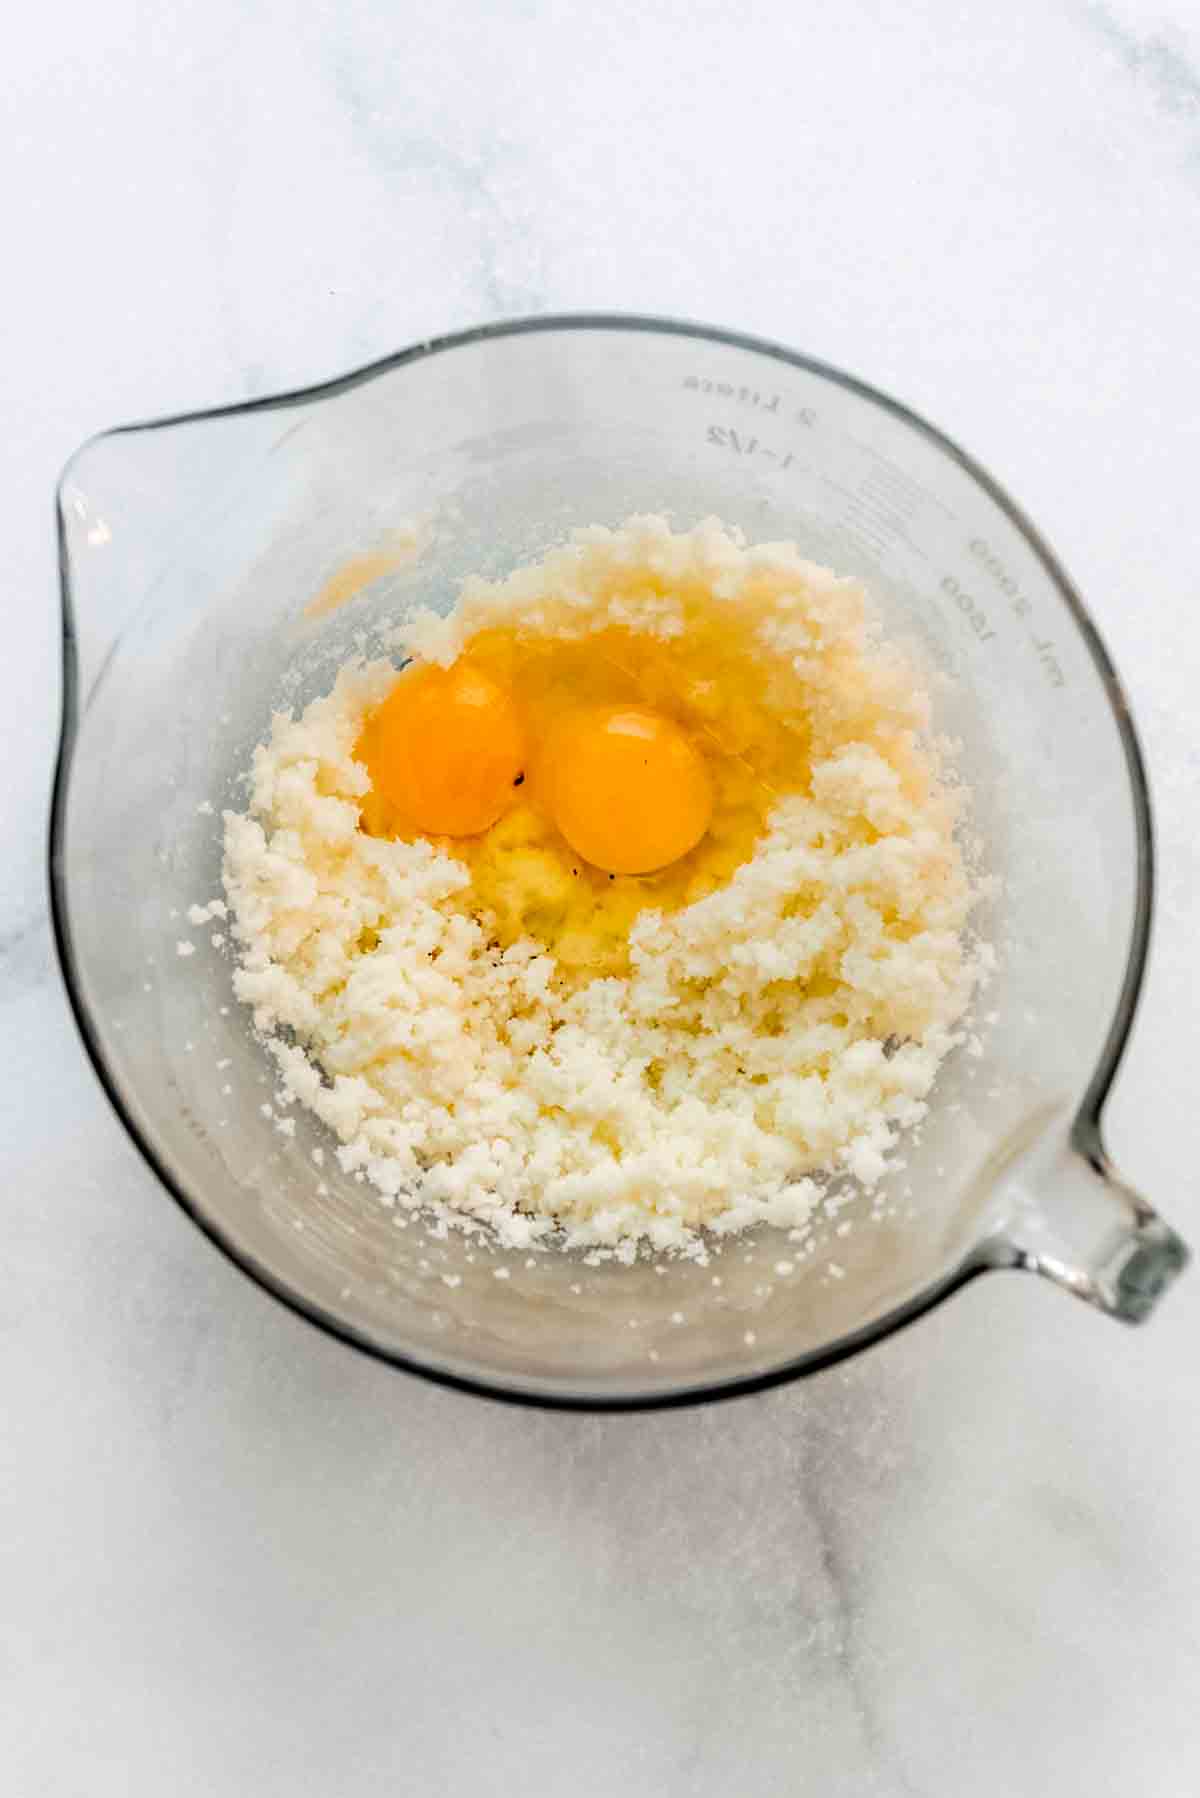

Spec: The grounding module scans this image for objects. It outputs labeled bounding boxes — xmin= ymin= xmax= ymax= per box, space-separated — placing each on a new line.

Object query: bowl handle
xmin=978 ymin=1112 xmax=1189 ymax=1323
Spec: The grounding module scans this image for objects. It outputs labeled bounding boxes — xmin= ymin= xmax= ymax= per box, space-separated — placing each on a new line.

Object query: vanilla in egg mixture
xmin=356 ymin=618 xmax=797 ymax=977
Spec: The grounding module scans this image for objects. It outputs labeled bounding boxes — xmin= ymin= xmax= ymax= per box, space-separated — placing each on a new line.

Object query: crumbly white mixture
xmin=222 ymin=517 xmax=981 ymax=1254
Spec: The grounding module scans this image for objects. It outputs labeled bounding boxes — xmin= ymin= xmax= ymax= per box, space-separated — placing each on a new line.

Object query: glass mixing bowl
xmin=50 ymin=314 xmax=1188 ymax=1408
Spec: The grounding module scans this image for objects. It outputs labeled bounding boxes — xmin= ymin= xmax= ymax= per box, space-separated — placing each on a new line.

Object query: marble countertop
xmin=4 ymin=2 xmax=1199 ymax=1791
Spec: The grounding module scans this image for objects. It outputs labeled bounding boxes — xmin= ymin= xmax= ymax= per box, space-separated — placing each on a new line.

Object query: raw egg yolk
xmin=544 ymin=704 xmax=713 ymax=874
xmin=359 ymin=661 xmax=525 ymax=837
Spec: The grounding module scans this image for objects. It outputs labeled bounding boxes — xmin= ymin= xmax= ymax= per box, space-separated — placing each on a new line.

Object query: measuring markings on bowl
xmin=940 ymin=575 xmax=997 ymax=643
xmin=682 ymin=374 xmax=816 ymax=425
xmin=704 ymin=425 xmax=798 ymax=470
xmin=701 ymin=415 xmax=932 ymax=567
xmin=968 ymin=537 xmax=1066 ymax=688
xmin=685 ymin=375 xmax=1069 ymax=691
xmin=686 ymin=378 xmax=940 ymax=566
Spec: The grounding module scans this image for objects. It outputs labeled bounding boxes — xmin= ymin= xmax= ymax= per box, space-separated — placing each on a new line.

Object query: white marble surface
xmin=5 ymin=2 xmax=1200 ymax=1791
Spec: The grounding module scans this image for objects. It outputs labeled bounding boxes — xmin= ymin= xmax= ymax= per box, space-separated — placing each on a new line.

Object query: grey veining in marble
xmin=4 ymin=1 xmax=1199 ymax=1792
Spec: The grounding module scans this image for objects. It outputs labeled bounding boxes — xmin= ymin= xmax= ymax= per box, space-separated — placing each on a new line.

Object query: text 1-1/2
xmin=706 ymin=425 xmax=796 ymax=469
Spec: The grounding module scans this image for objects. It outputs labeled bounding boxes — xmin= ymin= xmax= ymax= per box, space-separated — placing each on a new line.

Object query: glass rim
xmin=48 ymin=310 xmax=1154 ymax=1411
